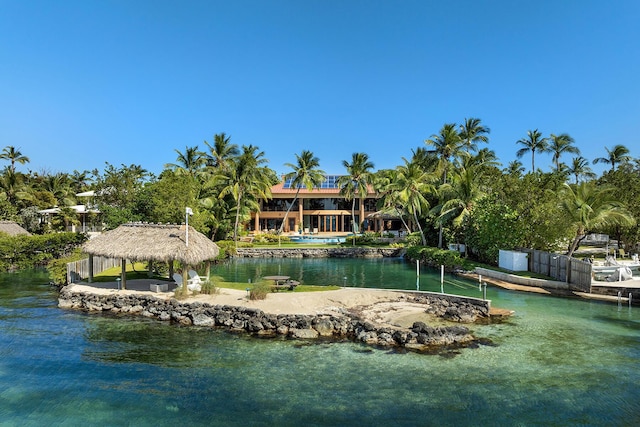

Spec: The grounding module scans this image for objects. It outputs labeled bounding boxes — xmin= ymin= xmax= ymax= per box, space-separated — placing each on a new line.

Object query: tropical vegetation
xmin=1 ymin=120 xmax=638 ymax=270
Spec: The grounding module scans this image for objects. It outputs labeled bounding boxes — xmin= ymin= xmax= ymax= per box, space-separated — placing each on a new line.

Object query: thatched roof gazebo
xmin=0 ymin=220 xmax=31 ymax=236
xmin=82 ymin=222 xmax=220 ymax=290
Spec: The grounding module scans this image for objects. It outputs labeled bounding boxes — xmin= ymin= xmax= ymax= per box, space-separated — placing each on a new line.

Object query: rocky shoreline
xmin=58 ymin=286 xmax=492 ymax=352
xmin=235 ymin=247 xmax=404 ymax=258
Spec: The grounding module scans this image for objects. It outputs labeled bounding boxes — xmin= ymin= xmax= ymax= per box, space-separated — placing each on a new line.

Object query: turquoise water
xmin=1 ymin=261 xmax=640 ymax=426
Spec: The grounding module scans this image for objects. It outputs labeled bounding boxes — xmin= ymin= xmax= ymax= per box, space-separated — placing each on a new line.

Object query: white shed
xmin=499 ymin=250 xmax=528 ymax=272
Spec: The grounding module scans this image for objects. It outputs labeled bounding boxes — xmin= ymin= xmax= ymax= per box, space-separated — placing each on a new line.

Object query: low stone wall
xmin=591 ymin=284 xmax=640 ymax=299
xmin=235 ymin=247 xmax=404 ymax=258
xmin=58 ymin=287 xmax=489 ymax=352
xmin=408 ymin=292 xmax=490 ymax=322
xmin=475 ymin=267 xmax=569 ymax=290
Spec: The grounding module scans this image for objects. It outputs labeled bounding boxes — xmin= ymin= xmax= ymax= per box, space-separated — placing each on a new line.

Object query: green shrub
xmin=405 ymin=232 xmax=423 ymax=247
xmin=0 ymin=232 xmax=87 ymax=273
xmin=249 ymin=280 xmax=270 ymax=300
xmin=47 ymin=248 xmax=87 ymax=285
xmin=405 ymin=246 xmax=463 ymax=271
xmin=199 ymin=277 xmax=219 ymax=295
xmin=253 ymin=233 xmax=290 ymax=244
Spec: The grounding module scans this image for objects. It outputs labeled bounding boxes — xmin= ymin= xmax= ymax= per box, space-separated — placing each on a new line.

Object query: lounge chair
xmin=188 ymin=270 xmax=202 ymax=284
xmin=173 ymin=272 xmax=201 ymax=292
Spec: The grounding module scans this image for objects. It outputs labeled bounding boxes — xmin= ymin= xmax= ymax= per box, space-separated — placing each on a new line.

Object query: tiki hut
xmin=82 ymin=222 xmax=220 ymax=289
xmin=0 ymin=221 xmax=31 ymax=236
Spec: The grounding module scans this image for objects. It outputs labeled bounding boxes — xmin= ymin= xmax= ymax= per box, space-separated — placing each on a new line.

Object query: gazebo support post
xmin=88 ymin=254 xmax=94 ymax=283
xmin=205 ymin=261 xmax=211 ymax=281
xmin=148 ymin=261 xmax=153 ymax=277
xmin=120 ymin=258 xmax=127 ymax=290
xmin=179 ymin=268 xmax=190 ymax=297
xmin=168 ymin=261 xmax=174 ymax=282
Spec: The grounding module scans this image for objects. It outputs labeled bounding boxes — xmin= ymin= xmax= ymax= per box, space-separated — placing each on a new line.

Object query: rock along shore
xmin=235 ymin=247 xmax=405 ymax=258
xmin=58 ymin=286 xmax=491 ymax=353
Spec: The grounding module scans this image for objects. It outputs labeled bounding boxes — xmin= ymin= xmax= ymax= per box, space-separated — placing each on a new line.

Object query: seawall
xmin=235 ymin=247 xmax=404 ymax=258
xmin=58 ymin=286 xmax=490 ymax=352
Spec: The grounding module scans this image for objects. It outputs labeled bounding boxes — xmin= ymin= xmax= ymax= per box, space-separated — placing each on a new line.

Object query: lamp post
xmin=185 ymin=207 xmax=193 ymax=247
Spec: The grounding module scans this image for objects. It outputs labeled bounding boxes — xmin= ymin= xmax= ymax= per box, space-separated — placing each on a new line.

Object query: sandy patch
xmin=67 ymin=283 xmax=441 ymax=328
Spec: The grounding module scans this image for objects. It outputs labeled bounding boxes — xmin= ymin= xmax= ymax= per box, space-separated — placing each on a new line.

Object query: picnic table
xmin=263 ymin=275 xmax=290 ymax=285
xmin=263 ymin=275 xmax=299 ymax=291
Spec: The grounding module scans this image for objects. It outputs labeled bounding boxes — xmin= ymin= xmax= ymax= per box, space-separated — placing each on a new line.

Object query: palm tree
xmin=218 ymin=145 xmax=276 ymax=246
xmin=567 ymin=156 xmax=596 ymax=184
xmin=40 ymin=172 xmax=75 ymax=207
xmin=70 ymin=169 xmax=93 ymax=193
xmin=393 ymin=159 xmax=436 ymax=245
xmin=558 ymin=182 xmax=635 ymax=257
xmin=409 ymin=147 xmax=439 ymax=173
xmin=0 ymin=168 xmax=26 ymax=205
xmin=593 ymin=144 xmax=631 ymax=172
xmin=338 ymin=153 xmax=374 ymax=240
xmin=425 ymin=123 xmax=466 ymax=247
xmin=0 ymin=146 xmax=30 ymax=173
xmin=549 ymin=133 xmax=579 ymax=171
xmin=516 ymin=129 xmax=549 ymax=172
xmin=504 ymin=160 xmax=525 ymax=177
xmin=425 ymin=123 xmax=464 ymax=184
xmin=460 ymin=148 xmax=500 ymax=171
xmin=278 ymin=150 xmax=325 ymax=242
xmin=204 ymin=133 xmax=239 ymax=171
xmin=165 ymin=146 xmax=206 ymax=175
xmin=459 ymin=118 xmax=490 ymax=153
xmin=434 ymin=166 xmax=484 ymax=248
xmin=371 ymin=169 xmax=412 ymax=236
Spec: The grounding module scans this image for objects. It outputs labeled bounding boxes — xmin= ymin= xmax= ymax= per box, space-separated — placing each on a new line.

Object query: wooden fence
xmin=66 ymin=256 xmax=121 ymax=284
xmin=521 ymin=249 xmax=592 ymax=293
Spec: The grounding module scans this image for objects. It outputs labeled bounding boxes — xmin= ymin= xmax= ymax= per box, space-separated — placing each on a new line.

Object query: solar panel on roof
xmin=282 ymin=175 xmax=342 ymax=189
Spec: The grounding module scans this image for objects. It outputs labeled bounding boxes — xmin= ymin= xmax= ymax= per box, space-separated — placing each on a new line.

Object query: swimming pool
xmin=288 ymin=235 xmax=348 ymax=244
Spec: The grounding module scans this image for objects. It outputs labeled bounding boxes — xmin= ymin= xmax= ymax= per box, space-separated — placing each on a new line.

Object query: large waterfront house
xmin=249 ymin=175 xmax=400 ymax=235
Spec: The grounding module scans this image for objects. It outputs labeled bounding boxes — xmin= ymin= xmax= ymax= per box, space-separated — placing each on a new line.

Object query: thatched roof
xmin=82 ymin=222 xmax=219 ymax=264
xmin=0 ymin=221 xmax=31 ymax=236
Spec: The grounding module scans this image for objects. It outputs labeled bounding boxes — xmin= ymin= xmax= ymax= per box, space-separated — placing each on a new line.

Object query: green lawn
xmin=93 ymin=262 xmax=339 ymax=292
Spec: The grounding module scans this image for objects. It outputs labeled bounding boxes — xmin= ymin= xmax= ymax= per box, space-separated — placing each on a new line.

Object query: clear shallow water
xmin=2 ymin=262 xmax=640 ymax=426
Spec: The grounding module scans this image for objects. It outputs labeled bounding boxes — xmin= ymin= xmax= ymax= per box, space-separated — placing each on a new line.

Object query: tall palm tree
xmin=549 ymin=133 xmax=579 ymax=171
xmin=0 ymin=146 xmax=30 ymax=173
xmin=278 ymin=150 xmax=325 ymax=242
xmin=567 ymin=156 xmax=596 ymax=184
xmin=425 ymin=123 xmax=464 ymax=184
xmin=338 ymin=153 xmax=374 ymax=240
xmin=558 ymin=182 xmax=635 ymax=257
xmin=165 ymin=146 xmax=206 ymax=175
xmin=459 ymin=118 xmax=490 ymax=153
xmin=218 ymin=145 xmax=276 ymax=246
xmin=409 ymin=147 xmax=439 ymax=173
xmin=425 ymin=123 xmax=466 ymax=247
xmin=593 ymin=144 xmax=631 ymax=172
xmin=434 ymin=166 xmax=483 ymax=241
xmin=516 ymin=129 xmax=549 ymax=172
xmin=204 ymin=133 xmax=239 ymax=172
xmin=371 ymin=169 xmax=412 ymax=236
xmin=393 ymin=159 xmax=436 ymax=245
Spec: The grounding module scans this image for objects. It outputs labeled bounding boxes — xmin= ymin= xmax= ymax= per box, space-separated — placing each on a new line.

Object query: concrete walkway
xmin=461 ymin=272 xmax=638 ymax=304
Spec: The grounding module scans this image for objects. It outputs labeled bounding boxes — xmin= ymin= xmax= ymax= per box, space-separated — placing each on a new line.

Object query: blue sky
xmin=1 ymin=0 xmax=638 ymax=177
